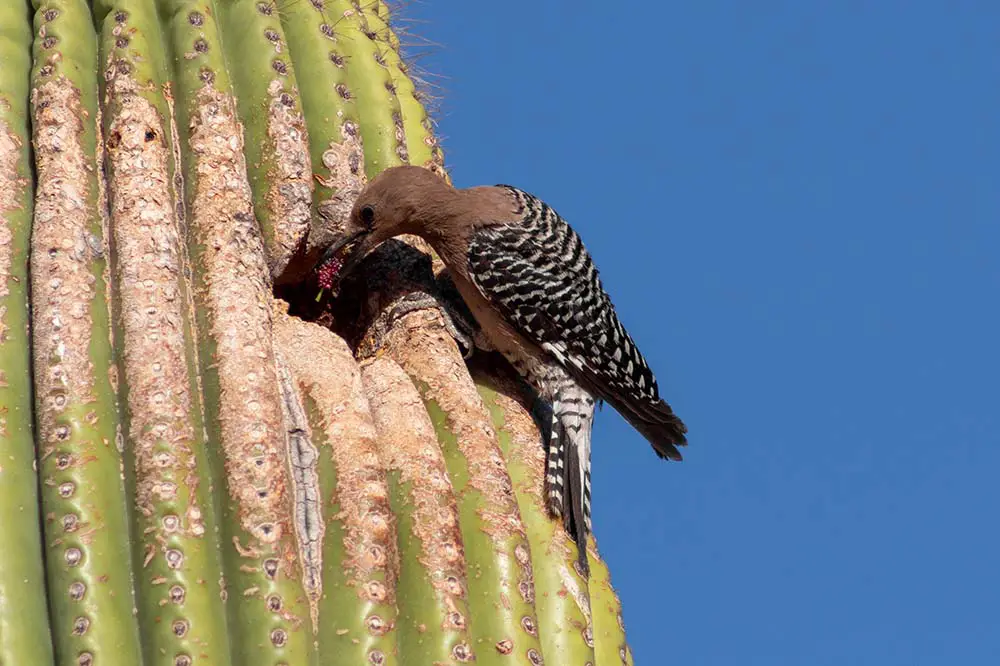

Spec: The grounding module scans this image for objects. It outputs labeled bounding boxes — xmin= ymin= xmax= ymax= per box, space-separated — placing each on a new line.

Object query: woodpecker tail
xmin=544 ymin=386 xmax=595 ymax=575
xmin=612 ymin=395 xmax=688 ymax=462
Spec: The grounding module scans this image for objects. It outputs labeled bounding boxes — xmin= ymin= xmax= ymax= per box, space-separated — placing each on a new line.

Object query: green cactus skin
xmin=423 ymin=397 xmax=544 ymax=665
xmin=155 ymin=1 xmax=316 ymax=663
xmin=477 ymin=380 xmax=597 ymax=666
xmin=277 ymin=0 xmax=368 ymax=247
xmin=215 ymin=0 xmax=312 ymax=279
xmin=588 ymin=538 xmax=634 ymax=666
xmin=273 ymin=308 xmax=400 ymax=666
xmin=0 ymin=2 xmax=55 ymax=663
xmin=29 ymin=1 xmax=145 ymax=664
xmin=362 ymin=357 xmax=475 ymax=666
xmin=380 ymin=29 xmax=446 ymax=176
xmin=333 ymin=1 xmax=409 ymax=177
xmin=91 ymin=2 xmax=234 ymax=664
xmin=383 ymin=315 xmax=544 ymax=665
xmin=388 ymin=60 xmax=440 ymax=173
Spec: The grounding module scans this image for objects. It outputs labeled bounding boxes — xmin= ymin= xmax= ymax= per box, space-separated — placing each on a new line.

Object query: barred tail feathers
xmin=544 ymin=386 xmax=595 ymax=574
xmin=601 ymin=390 xmax=687 ymax=462
xmin=545 ymin=415 xmax=567 ymax=518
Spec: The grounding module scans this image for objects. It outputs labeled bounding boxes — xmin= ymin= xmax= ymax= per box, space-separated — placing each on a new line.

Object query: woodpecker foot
xmin=387 ymin=291 xmax=479 ymax=358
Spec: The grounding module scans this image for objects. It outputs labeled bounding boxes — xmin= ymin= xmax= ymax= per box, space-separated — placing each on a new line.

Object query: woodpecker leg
xmin=386 ymin=291 xmax=481 ymax=357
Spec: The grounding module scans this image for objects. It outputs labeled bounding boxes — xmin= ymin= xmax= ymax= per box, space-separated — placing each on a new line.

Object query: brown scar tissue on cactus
xmin=0 ymin=1 xmax=633 ymax=664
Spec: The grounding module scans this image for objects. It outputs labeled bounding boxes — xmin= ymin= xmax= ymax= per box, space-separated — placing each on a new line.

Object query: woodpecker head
xmin=315 ymin=165 xmax=452 ymax=295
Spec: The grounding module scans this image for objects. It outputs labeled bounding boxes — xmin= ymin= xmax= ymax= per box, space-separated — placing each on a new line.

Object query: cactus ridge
xmin=0 ymin=2 xmax=54 ymax=661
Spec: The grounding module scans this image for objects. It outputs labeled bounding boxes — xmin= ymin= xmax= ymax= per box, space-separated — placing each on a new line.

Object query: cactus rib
xmin=91 ymin=2 xmax=234 ymax=663
xmin=477 ymin=379 xmax=597 ymax=666
xmin=155 ymin=0 xmax=316 ymax=662
xmin=277 ymin=0 xmax=367 ymax=254
xmin=332 ymin=1 xmax=409 ymax=177
xmin=0 ymin=1 xmax=55 ymax=661
xmin=273 ymin=305 xmax=400 ymax=666
xmin=588 ymin=538 xmax=634 ymax=666
xmin=384 ymin=310 xmax=544 ymax=665
xmin=216 ymin=0 xmax=313 ymax=280
xmin=29 ymin=1 xmax=144 ymax=663
xmin=362 ymin=357 xmax=475 ymax=666
xmin=380 ymin=24 xmax=446 ymax=176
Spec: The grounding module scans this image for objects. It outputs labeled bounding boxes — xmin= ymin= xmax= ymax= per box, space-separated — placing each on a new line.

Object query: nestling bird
xmin=317 ymin=166 xmax=687 ymax=573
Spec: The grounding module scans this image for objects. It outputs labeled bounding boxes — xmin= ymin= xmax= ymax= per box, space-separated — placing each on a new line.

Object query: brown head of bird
xmin=315 ymin=165 xmax=457 ymax=295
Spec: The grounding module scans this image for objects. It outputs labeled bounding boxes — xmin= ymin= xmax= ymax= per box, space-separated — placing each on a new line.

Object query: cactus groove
xmin=0 ymin=2 xmax=638 ymax=664
xmin=0 ymin=1 xmax=54 ymax=661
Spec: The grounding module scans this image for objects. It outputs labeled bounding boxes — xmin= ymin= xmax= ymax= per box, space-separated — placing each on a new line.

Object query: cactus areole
xmin=0 ymin=1 xmax=636 ymax=664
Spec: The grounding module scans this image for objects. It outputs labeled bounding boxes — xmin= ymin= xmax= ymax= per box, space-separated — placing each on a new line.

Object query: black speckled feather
xmin=467 ymin=185 xmax=686 ymax=460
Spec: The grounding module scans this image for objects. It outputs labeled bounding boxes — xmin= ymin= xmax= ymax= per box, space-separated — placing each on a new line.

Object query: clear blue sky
xmin=400 ymin=2 xmax=999 ymax=663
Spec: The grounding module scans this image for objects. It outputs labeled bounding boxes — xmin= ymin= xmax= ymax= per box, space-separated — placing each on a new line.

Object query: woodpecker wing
xmin=467 ymin=186 xmax=686 ymax=458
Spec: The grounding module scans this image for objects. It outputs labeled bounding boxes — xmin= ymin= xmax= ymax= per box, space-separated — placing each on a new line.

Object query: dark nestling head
xmin=315 ymin=165 xmax=456 ymax=293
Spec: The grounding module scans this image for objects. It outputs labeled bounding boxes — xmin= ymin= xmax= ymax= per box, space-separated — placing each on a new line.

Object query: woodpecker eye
xmin=360 ymin=204 xmax=375 ymax=229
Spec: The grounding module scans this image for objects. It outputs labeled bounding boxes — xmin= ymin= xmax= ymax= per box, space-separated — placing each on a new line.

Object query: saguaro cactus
xmin=0 ymin=1 xmax=634 ymax=664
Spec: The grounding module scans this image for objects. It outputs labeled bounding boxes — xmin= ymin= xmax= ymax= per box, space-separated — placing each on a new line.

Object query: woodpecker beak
xmin=315 ymin=229 xmax=370 ymax=297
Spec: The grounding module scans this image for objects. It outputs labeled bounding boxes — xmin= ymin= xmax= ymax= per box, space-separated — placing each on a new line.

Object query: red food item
xmin=316 ymin=255 xmax=343 ymax=291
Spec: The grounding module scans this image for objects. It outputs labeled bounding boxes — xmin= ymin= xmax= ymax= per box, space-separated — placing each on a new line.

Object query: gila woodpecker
xmin=317 ymin=165 xmax=687 ymax=573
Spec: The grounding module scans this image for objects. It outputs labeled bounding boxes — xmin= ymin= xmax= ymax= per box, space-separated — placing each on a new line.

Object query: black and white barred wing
xmin=467 ymin=188 xmax=686 ymax=459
